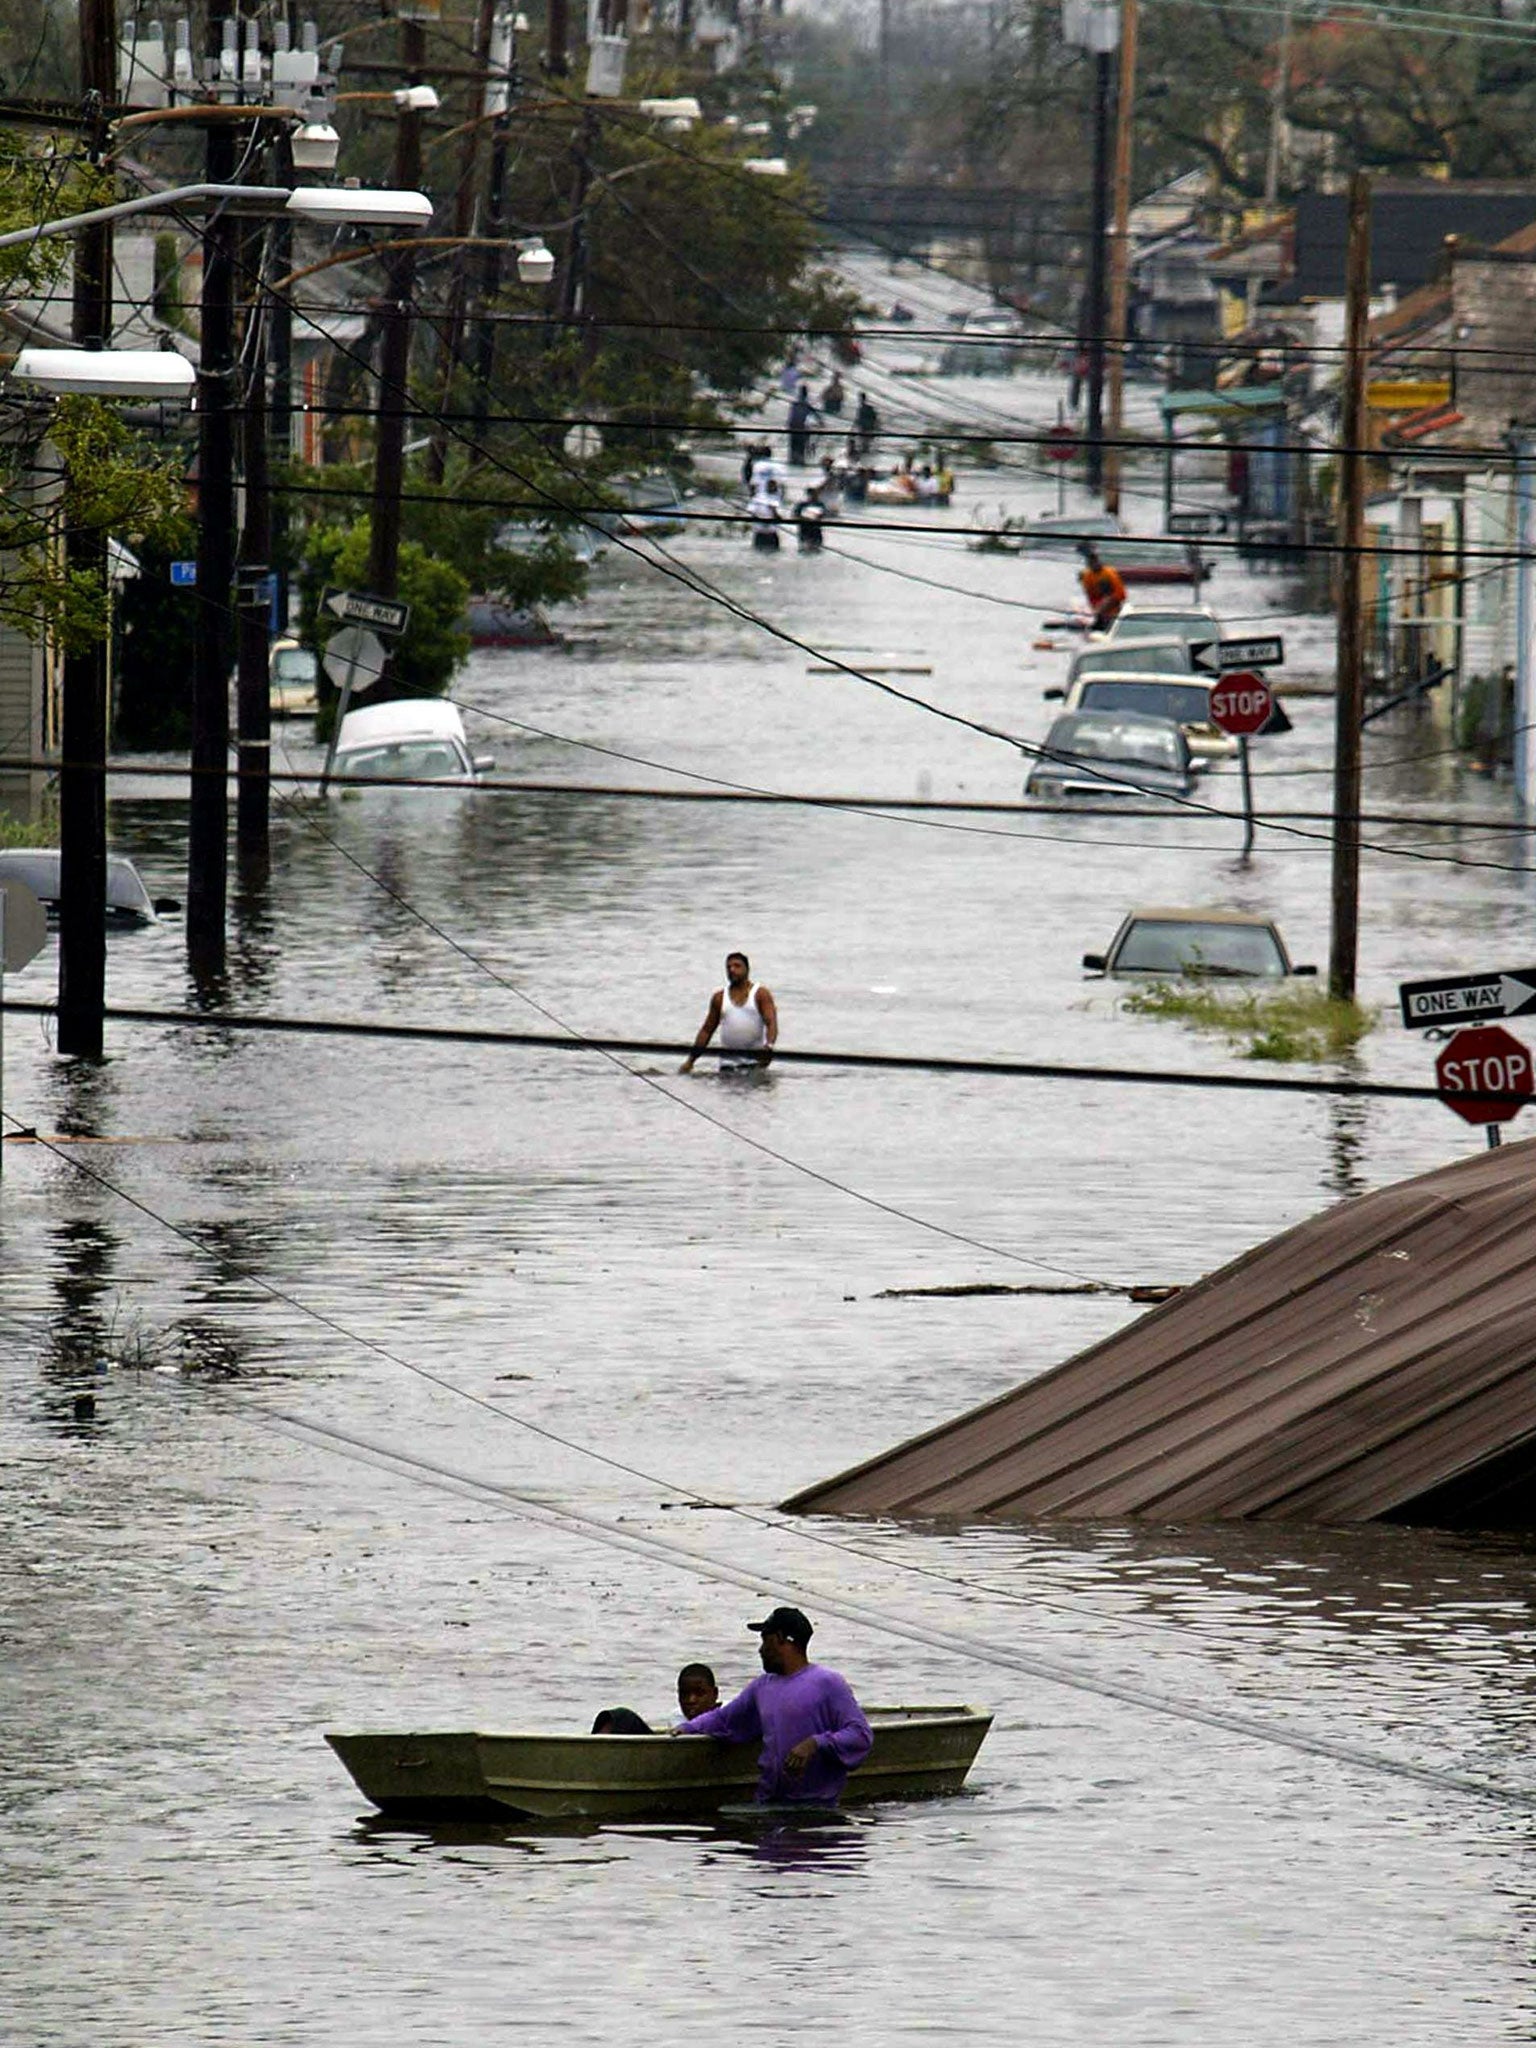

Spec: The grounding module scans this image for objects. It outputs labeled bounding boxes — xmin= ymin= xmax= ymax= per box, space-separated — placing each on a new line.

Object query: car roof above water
xmin=335 ymin=698 xmax=467 ymax=752
xmin=0 ymin=846 xmax=156 ymax=918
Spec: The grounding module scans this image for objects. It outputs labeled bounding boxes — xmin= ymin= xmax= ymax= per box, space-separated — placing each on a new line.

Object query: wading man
xmin=672 ymin=1607 xmax=872 ymax=1807
xmin=681 ymin=952 xmax=778 ymax=1073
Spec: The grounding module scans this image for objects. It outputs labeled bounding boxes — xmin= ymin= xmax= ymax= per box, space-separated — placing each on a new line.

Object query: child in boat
xmin=592 ymin=1707 xmax=653 ymax=1734
xmin=677 ymin=1663 xmax=720 ymax=1721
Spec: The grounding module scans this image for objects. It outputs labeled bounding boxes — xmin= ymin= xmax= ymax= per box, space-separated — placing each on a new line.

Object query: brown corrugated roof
xmin=785 ymin=1137 xmax=1536 ymax=1527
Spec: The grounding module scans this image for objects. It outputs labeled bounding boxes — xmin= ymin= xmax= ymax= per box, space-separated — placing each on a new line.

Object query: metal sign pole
xmin=1239 ymin=735 xmax=1255 ymax=861
xmin=319 ymin=646 xmax=363 ymax=796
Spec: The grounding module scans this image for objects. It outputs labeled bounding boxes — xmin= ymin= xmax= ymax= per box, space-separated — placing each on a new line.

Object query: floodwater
xmin=5 ymin=424 xmax=1536 ymax=2045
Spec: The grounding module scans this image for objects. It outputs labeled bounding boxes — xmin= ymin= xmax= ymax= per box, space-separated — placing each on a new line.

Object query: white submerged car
xmin=330 ymin=699 xmax=494 ymax=786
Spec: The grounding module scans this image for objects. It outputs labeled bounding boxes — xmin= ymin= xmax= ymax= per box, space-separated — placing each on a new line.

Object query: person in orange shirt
xmin=1079 ymin=546 xmax=1127 ymax=630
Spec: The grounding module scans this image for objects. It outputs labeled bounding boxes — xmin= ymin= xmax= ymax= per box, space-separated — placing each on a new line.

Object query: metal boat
xmin=326 ymin=1704 xmax=991 ymax=1822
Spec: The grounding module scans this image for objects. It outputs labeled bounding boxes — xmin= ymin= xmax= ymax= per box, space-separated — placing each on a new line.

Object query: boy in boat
xmin=672 ymin=1607 xmax=872 ymax=1807
xmin=677 ymin=1663 xmax=720 ymax=1721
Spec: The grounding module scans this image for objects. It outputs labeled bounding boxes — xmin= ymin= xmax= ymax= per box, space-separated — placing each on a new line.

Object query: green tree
xmin=296 ymin=517 xmax=472 ymax=719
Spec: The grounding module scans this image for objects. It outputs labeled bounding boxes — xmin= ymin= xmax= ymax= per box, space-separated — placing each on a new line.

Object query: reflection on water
xmin=6 ymin=479 xmax=1536 ymax=2043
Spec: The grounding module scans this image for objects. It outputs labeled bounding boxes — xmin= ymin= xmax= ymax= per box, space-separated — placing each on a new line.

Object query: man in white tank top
xmin=681 ymin=950 xmax=779 ymax=1073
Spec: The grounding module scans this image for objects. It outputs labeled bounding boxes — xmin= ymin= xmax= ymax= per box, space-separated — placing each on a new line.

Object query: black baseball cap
xmin=749 ymin=1606 xmax=813 ymax=1647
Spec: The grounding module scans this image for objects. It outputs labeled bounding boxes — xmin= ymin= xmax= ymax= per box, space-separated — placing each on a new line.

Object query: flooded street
xmin=6 ymin=445 xmax=1536 ymax=2046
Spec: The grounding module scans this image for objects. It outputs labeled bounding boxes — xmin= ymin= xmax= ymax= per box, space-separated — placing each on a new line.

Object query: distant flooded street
xmin=6 ymin=444 xmax=1536 ymax=2046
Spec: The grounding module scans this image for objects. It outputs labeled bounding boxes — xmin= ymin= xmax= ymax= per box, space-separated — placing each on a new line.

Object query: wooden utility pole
xmin=236 ymin=231 xmax=272 ymax=876
xmin=187 ymin=115 xmax=239 ymax=974
xmin=1328 ymin=171 xmax=1371 ymax=1004
xmin=57 ymin=0 xmax=115 ymax=1058
xmin=1083 ymin=48 xmax=1112 ymax=494
xmin=472 ymin=7 xmax=518 ymax=447
xmin=1102 ymin=0 xmax=1138 ymax=516
xmin=428 ymin=0 xmax=498 ymax=482
xmin=368 ymin=18 xmax=428 ymax=609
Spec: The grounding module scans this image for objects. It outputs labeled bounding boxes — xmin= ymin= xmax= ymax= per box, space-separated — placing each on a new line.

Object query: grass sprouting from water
xmin=1121 ymin=978 xmax=1377 ymax=1062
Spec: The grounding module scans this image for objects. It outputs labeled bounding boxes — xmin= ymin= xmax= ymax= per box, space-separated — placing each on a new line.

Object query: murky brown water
xmin=5 ymin=439 xmax=1536 ymax=2045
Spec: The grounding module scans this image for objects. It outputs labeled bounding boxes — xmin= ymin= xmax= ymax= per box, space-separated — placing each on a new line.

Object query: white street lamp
xmin=289 ymin=123 xmax=342 ymax=172
xmin=10 ymin=348 xmax=196 ymax=399
xmin=286 ymin=186 xmax=434 ymax=227
xmin=0 ymin=183 xmax=434 ymax=257
xmin=516 ymin=237 xmax=555 ymax=285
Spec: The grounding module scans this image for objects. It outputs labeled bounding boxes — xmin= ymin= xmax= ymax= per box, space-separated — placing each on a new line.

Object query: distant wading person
xmin=682 ymin=952 xmax=778 ymax=1073
xmin=672 ymin=1607 xmax=873 ymax=1808
xmin=1079 ymin=546 xmax=1127 ymax=631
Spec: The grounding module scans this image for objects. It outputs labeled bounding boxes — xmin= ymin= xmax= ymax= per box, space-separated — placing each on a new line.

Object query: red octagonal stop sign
xmin=1435 ymin=1024 xmax=1535 ymax=1125
xmin=1208 ymin=670 xmax=1274 ymax=736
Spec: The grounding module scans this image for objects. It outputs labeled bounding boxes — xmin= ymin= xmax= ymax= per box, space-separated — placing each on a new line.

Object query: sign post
xmin=318 ymin=624 xmax=390 ymax=793
xmin=1045 ymin=415 xmax=1076 ymax=513
xmin=1434 ymin=1024 xmax=1534 ymax=1147
xmin=1208 ymin=670 xmax=1274 ymax=860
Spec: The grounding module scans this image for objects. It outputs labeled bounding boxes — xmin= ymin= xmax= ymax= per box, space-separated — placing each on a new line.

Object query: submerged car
xmin=1083 ymin=907 xmax=1315 ymax=979
xmin=1059 ymin=637 xmax=1199 ymax=689
xmin=1069 ymin=673 xmax=1237 ymax=762
xmin=0 ymin=848 xmax=177 ymax=927
xmin=1105 ymin=604 xmax=1220 ymax=656
xmin=330 ymin=699 xmax=493 ymax=786
xmin=1025 ymin=709 xmax=1197 ymax=805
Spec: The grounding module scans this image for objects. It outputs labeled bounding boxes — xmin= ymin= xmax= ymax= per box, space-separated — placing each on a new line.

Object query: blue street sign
xmin=170 ymin=560 xmax=197 ymax=587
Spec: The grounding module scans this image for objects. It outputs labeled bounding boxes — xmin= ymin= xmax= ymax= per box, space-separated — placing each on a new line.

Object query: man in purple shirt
xmin=674 ymin=1606 xmax=873 ymax=1806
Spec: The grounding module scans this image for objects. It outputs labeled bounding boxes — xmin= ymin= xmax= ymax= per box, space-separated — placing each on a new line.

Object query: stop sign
xmin=1435 ymin=1025 xmax=1535 ymax=1125
xmin=1044 ymin=423 xmax=1077 ymax=464
xmin=1208 ymin=670 xmax=1274 ymax=736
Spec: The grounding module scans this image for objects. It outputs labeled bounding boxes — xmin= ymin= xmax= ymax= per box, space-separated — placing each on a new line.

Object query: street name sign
xmin=1435 ymin=1025 xmax=1535 ymax=1126
xmin=323 ymin=588 xmax=410 ymax=635
xmin=322 ymin=625 xmax=388 ymax=694
xmin=1399 ymin=966 xmax=1536 ymax=1031
xmin=1167 ymin=509 xmax=1226 ymax=537
xmin=1208 ymin=671 xmax=1273 ymax=737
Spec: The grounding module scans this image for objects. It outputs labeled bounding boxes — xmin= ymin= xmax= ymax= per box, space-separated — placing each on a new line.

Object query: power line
xmin=0 ymin=997 xmax=1447 ymax=1103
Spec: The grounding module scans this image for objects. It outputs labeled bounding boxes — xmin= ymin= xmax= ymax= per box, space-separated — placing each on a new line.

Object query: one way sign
xmin=1190 ymin=635 xmax=1286 ymax=676
xmin=323 ymin=587 xmax=411 ymax=635
xmin=1399 ymin=967 xmax=1536 ymax=1031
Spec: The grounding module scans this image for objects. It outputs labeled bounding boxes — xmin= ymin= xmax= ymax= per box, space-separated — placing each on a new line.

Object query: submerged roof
xmin=785 ymin=1137 xmax=1536 ymax=1528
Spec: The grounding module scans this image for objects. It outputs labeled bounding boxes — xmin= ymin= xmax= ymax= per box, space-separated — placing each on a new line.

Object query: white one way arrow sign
xmin=1399 ymin=966 xmax=1536 ymax=1030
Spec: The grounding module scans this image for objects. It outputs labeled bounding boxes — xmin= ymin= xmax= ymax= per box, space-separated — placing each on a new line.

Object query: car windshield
xmin=1114 ymin=919 xmax=1287 ymax=976
xmin=336 ymin=741 xmax=467 ymax=781
xmin=1047 ymin=714 xmax=1184 ymax=773
xmin=1078 ymin=680 xmax=1214 ymax=723
xmin=272 ymin=647 xmax=317 ymax=683
xmin=1111 ymin=615 xmax=1213 ymax=645
xmin=1073 ymin=643 xmax=1193 ymax=680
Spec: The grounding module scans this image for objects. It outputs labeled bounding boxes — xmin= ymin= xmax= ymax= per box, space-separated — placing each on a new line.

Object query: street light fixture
xmin=515 ymin=237 xmax=555 ymax=285
xmin=285 ymin=186 xmax=434 ymax=227
xmin=10 ymin=348 xmax=196 ymax=399
xmin=289 ymin=122 xmax=342 ymax=172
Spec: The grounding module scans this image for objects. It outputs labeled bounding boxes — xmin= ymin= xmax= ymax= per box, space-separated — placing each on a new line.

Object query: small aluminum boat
xmin=326 ymin=1705 xmax=991 ymax=1822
